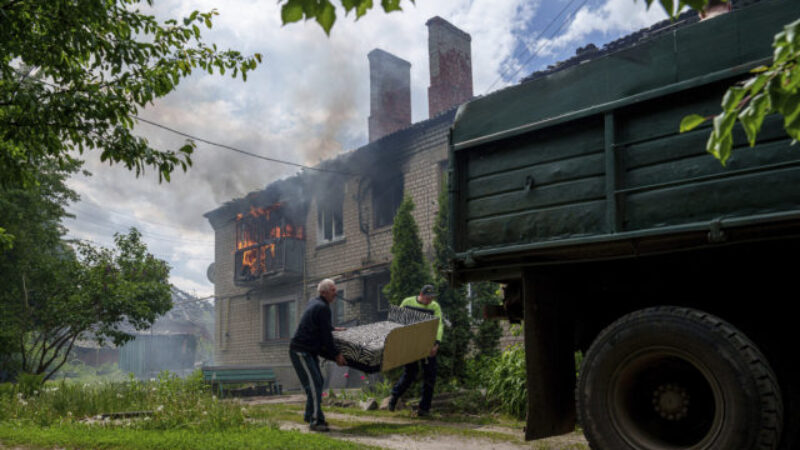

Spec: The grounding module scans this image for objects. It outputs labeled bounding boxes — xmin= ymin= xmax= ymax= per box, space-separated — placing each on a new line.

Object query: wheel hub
xmin=652 ymin=383 xmax=690 ymax=421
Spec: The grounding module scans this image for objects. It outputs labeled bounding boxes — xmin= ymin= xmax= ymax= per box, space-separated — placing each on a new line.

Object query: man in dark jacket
xmin=289 ymin=278 xmax=346 ymax=432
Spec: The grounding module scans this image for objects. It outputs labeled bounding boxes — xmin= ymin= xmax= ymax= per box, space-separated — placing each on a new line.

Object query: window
xmin=234 ymin=204 xmax=304 ymax=282
xmin=366 ymin=272 xmax=391 ymax=313
xmin=373 ymin=173 xmax=403 ymax=229
xmin=317 ymin=184 xmax=344 ymax=244
xmin=376 ymin=282 xmax=389 ymax=312
xmin=333 ymin=288 xmax=346 ymax=325
xmin=263 ymin=301 xmax=296 ymax=341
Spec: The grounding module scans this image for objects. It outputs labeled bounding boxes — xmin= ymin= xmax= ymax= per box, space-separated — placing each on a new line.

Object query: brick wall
xmin=427 ymin=16 xmax=473 ymax=118
xmin=368 ymin=49 xmax=411 ymax=142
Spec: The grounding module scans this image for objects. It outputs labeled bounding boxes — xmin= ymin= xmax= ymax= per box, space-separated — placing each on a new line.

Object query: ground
xmin=243 ymin=394 xmax=589 ymax=449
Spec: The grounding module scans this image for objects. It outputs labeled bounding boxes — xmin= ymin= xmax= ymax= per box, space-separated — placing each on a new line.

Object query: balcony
xmin=234 ymin=238 xmax=305 ymax=287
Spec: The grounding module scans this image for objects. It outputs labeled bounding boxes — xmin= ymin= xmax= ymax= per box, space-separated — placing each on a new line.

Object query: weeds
xmin=0 ymin=370 xmax=254 ymax=431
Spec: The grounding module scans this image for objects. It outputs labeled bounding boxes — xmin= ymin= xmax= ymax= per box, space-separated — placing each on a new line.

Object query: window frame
xmin=372 ymin=173 xmax=404 ymax=230
xmin=261 ymin=296 xmax=297 ymax=342
xmin=316 ymin=185 xmax=345 ymax=245
xmin=332 ymin=288 xmax=346 ymax=326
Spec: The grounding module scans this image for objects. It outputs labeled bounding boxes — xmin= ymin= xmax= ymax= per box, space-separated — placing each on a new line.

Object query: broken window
xmin=263 ymin=301 xmax=297 ymax=341
xmin=234 ymin=204 xmax=305 ymax=282
xmin=373 ymin=172 xmax=403 ymax=229
xmin=317 ymin=183 xmax=344 ymax=244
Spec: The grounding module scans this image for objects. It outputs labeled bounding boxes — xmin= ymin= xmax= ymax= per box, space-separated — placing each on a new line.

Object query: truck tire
xmin=576 ymin=307 xmax=782 ymax=449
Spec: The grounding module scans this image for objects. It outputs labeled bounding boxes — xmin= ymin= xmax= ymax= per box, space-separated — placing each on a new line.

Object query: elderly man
xmin=387 ymin=284 xmax=444 ymax=417
xmin=289 ymin=278 xmax=346 ymax=432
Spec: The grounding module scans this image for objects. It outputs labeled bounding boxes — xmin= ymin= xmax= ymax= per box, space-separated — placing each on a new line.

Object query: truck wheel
xmin=577 ymin=307 xmax=782 ymax=449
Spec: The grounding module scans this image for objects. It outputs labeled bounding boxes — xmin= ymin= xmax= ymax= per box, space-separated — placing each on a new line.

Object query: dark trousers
xmin=289 ymin=349 xmax=326 ymax=425
xmin=391 ymin=356 xmax=437 ymax=412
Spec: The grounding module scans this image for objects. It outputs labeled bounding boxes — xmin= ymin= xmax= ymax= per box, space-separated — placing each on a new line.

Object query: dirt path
xmin=266 ymin=405 xmax=587 ymax=449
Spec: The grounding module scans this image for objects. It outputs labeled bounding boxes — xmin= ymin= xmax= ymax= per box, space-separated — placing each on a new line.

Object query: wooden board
xmin=381 ymin=319 xmax=439 ymax=372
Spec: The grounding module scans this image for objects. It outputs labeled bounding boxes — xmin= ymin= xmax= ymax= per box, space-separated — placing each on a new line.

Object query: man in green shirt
xmin=388 ymin=285 xmax=444 ymax=416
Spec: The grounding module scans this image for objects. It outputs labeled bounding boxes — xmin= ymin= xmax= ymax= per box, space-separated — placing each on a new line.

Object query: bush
xmin=0 ymin=370 xmax=249 ymax=431
xmin=486 ymin=344 xmax=527 ymax=419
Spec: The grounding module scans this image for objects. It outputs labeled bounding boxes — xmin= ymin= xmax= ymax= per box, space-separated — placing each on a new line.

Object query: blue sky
xmin=63 ymin=0 xmax=672 ymax=297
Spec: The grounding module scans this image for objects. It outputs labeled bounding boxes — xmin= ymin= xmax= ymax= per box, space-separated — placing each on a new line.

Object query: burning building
xmin=204 ymin=16 xmax=473 ymax=390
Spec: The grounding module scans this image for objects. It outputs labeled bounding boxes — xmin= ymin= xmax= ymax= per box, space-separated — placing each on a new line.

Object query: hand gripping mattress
xmin=332 ymin=305 xmax=439 ymax=373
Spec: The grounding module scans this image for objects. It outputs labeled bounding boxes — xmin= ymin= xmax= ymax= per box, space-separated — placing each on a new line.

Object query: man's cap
xmin=420 ymin=285 xmax=437 ymax=297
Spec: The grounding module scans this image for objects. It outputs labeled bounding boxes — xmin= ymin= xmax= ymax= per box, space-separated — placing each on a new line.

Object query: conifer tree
xmin=383 ymin=196 xmax=431 ymax=305
xmin=470 ymin=282 xmax=504 ymax=361
xmin=432 ymin=180 xmax=471 ymax=382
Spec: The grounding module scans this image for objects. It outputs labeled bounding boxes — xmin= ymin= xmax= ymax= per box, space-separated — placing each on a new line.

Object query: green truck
xmin=447 ymin=1 xmax=800 ymax=448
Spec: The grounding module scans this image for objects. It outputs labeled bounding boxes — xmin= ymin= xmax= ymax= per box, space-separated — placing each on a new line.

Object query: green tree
xmin=0 ymin=162 xmax=172 ymax=382
xmin=279 ymin=0 xmax=414 ymax=35
xmin=469 ymin=282 xmax=503 ymax=361
xmin=0 ymin=158 xmax=81 ymax=379
xmin=643 ymin=1 xmax=800 ymax=165
xmin=431 ymin=180 xmax=470 ymax=382
xmin=0 ymin=0 xmax=261 ymax=245
xmin=383 ymin=196 xmax=430 ymax=305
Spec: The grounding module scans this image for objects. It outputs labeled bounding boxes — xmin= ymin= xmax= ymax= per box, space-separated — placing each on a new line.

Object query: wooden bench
xmin=201 ymin=366 xmax=281 ymax=398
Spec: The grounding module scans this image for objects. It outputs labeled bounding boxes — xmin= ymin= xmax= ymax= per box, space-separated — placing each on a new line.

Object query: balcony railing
xmin=234 ymin=238 xmax=305 ymax=287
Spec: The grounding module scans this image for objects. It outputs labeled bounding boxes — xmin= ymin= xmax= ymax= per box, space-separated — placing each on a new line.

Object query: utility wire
xmin=69 ymin=201 xmax=209 ymax=233
xmin=484 ymin=0 xmax=591 ymax=94
xmin=133 ymin=115 xmax=358 ymax=177
xmin=64 ymin=212 xmax=212 ymax=244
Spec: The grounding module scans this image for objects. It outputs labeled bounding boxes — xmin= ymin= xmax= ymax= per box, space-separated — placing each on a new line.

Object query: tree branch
xmin=44 ymin=335 xmax=78 ymax=383
xmin=39 ymin=330 xmax=80 ymax=375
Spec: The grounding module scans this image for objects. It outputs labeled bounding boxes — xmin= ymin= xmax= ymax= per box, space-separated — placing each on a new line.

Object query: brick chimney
xmin=426 ymin=17 xmax=473 ymax=118
xmin=368 ymin=49 xmax=411 ymax=142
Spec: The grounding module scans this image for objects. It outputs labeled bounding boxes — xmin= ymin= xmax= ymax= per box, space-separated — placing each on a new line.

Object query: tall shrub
xmin=432 ymin=180 xmax=471 ymax=382
xmin=383 ymin=196 xmax=431 ymax=305
xmin=470 ymin=282 xmax=504 ymax=361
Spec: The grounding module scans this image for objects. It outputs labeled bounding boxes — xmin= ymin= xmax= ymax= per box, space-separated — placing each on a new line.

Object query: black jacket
xmin=290 ymin=296 xmax=338 ymax=360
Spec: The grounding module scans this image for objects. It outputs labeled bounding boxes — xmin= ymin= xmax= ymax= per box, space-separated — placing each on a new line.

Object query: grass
xmin=0 ymin=371 xmax=582 ymax=449
xmin=333 ymin=420 xmax=521 ymax=443
xmin=0 ymin=422 xmax=369 ymax=449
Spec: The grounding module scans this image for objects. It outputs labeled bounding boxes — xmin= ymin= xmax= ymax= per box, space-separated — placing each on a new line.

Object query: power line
xmin=69 ymin=201 xmax=210 ymax=234
xmin=133 ymin=115 xmax=358 ymax=177
xmin=484 ymin=0 xmax=590 ymax=94
xmin=64 ymin=212 xmax=213 ymax=245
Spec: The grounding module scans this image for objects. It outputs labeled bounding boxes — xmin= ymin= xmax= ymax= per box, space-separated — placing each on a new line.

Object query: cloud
xmin=63 ymin=0 xmax=617 ymax=296
xmin=500 ymin=0 xmax=670 ymax=85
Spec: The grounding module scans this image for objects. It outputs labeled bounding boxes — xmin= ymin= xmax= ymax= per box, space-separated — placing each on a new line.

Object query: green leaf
xmin=714 ymin=110 xmax=737 ymax=137
xmin=783 ymin=94 xmax=800 ymax=140
xmin=659 ymin=0 xmax=674 ymax=17
xmin=738 ymin=94 xmax=769 ymax=146
xmin=743 ymin=73 xmax=769 ymax=95
xmin=750 ymin=65 xmax=769 ymax=74
xmin=381 ymin=0 xmax=402 ymax=13
xmin=356 ymin=0 xmax=374 ymax=19
xmin=707 ymin=129 xmax=734 ymax=166
xmin=680 ymin=114 xmax=708 ymax=133
xmin=315 ymin=1 xmax=337 ymax=35
xmin=721 ymin=86 xmax=747 ymax=113
xmin=342 ymin=0 xmax=357 ymax=13
xmin=281 ymin=0 xmax=304 ymax=24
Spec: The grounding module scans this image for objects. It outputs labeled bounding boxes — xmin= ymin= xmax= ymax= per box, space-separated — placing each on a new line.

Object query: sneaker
xmin=309 ymin=423 xmax=330 ymax=432
xmin=388 ymin=396 xmax=398 ymax=412
xmin=416 ymin=409 xmax=430 ymax=417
